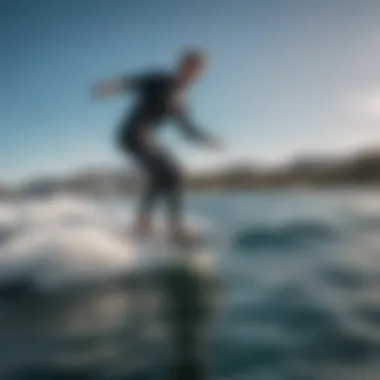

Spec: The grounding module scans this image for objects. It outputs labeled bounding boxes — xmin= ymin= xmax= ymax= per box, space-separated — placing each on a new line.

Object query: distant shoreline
xmin=2 ymin=183 xmax=380 ymax=202
xmin=2 ymin=148 xmax=380 ymax=199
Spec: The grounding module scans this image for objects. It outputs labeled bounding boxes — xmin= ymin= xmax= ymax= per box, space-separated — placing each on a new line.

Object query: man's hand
xmin=91 ymin=83 xmax=107 ymax=99
xmin=91 ymin=78 xmax=124 ymax=100
xmin=205 ymin=136 xmax=226 ymax=151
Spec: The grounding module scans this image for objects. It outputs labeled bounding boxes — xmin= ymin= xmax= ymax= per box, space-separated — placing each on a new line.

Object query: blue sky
xmin=2 ymin=0 xmax=380 ymax=182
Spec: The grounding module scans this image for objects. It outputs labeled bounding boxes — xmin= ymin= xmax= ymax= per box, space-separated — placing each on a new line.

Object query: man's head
xmin=177 ymin=49 xmax=207 ymax=85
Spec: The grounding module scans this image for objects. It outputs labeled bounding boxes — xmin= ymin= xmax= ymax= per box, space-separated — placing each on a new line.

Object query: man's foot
xmin=134 ymin=218 xmax=154 ymax=238
xmin=169 ymin=227 xmax=199 ymax=246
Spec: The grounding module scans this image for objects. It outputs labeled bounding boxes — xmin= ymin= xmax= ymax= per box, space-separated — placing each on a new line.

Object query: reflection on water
xmin=0 ymin=266 xmax=218 ymax=380
xmin=0 ymin=191 xmax=380 ymax=379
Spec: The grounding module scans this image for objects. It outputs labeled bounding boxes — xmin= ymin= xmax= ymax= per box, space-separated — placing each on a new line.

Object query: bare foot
xmin=134 ymin=219 xmax=154 ymax=238
xmin=169 ymin=227 xmax=199 ymax=246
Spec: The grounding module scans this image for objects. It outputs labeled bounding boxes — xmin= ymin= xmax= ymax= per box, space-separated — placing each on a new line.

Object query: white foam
xmin=0 ymin=201 xmax=20 ymax=231
xmin=0 ymin=194 xmax=217 ymax=291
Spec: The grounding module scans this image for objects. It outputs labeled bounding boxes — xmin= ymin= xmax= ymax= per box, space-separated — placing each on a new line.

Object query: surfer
xmin=92 ymin=49 xmax=223 ymax=244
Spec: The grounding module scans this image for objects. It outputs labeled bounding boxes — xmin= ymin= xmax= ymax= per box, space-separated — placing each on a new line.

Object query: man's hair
xmin=179 ymin=48 xmax=206 ymax=66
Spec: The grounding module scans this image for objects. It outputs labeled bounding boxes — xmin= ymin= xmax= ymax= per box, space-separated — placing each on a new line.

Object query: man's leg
xmin=155 ymin=152 xmax=197 ymax=242
xmin=135 ymin=174 xmax=161 ymax=236
xmin=134 ymin=145 xmax=194 ymax=242
xmin=130 ymin=147 xmax=163 ymax=237
xmin=163 ymin=164 xmax=184 ymax=234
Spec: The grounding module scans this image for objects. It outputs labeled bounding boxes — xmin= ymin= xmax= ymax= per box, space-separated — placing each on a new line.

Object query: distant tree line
xmin=2 ymin=149 xmax=380 ymax=198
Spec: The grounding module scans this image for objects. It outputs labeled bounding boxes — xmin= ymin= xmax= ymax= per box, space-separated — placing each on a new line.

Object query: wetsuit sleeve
xmin=173 ymin=107 xmax=210 ymax=143
xmin=121 ymin=74 xmax=148 ymax=92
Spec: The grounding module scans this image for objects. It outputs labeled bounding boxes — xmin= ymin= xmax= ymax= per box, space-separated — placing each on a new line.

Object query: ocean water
xmin=0 ymin=190 xmax=380 ymax=379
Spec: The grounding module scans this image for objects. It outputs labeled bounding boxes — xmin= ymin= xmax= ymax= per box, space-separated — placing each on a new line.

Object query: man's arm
xmin=173 ymin=107 xmax=223 ymax=149
xmin=91 ymin=75 xmax=145 ymax=99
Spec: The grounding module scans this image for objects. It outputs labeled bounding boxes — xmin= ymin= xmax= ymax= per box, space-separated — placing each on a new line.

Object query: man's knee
xmin=161 ymin=165 xmax=182 ymax=191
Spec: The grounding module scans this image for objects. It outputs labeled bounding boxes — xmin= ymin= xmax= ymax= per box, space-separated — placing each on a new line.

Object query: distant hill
xmin=0 ymin=183 xmax=12 ymax=198
xmin=18 ymin=169 xmax=137 ymax=197
xmin=3 ymin=148 xmax=380 ymax=198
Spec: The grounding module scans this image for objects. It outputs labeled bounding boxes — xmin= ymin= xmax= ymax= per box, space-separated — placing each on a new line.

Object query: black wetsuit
xmin=117 ymin=70 xmax=209 ymax=224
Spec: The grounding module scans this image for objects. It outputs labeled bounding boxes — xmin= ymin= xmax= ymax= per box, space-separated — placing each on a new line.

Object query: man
xmin=92 ymin=49 xmax=223 ymax=244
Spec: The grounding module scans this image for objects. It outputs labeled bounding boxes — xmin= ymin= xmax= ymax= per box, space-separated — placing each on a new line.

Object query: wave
xmin=230 ymin=197 xmax=380 ymax=252
xmin=0 ymin=194 xmax=216 ymax=292
xmin=319 ymin=265 xmax=371 ymax=291
xmin=232 ymin=220 xmax=340 ymax=251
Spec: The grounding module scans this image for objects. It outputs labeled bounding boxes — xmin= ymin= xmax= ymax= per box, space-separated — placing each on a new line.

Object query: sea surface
xmin=0 ymin=190 xmax=380 ymax=380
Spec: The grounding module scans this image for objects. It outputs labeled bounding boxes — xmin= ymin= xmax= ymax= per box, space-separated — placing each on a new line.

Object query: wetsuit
xmin=117 ymin=70 xmax=209 ymax=224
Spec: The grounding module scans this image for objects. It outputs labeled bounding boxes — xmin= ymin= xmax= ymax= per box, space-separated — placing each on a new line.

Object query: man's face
xmin=180 ymin=56 xmax=206 ymax=84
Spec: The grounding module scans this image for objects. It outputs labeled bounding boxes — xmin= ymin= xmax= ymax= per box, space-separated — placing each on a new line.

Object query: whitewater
xmin=1 ymin=190 xmax=380 ymax=379
xmin=0 ymin=194 xmax=220 ymax=291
